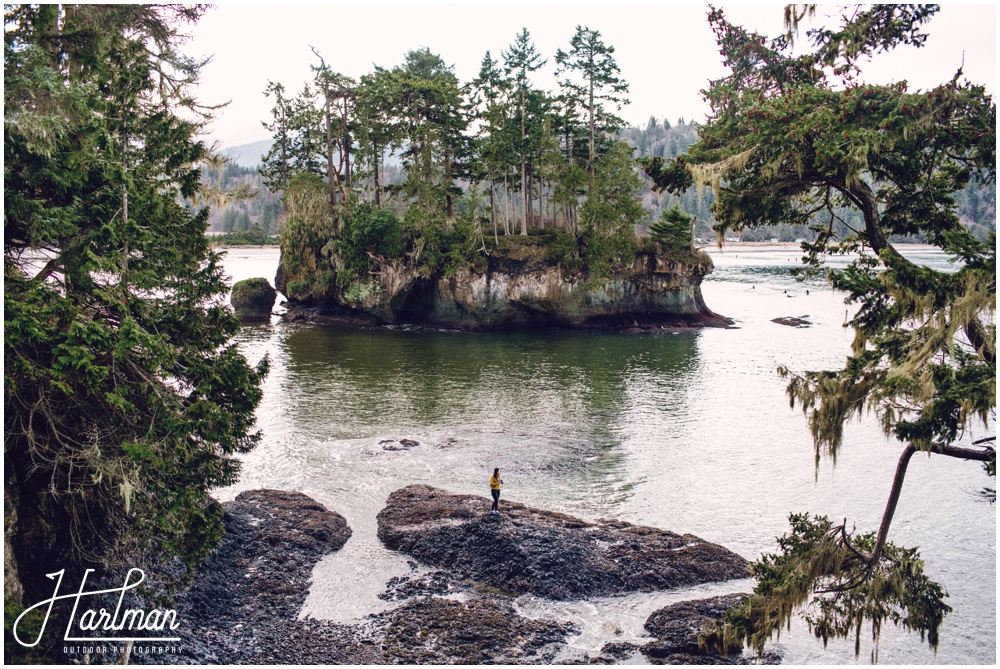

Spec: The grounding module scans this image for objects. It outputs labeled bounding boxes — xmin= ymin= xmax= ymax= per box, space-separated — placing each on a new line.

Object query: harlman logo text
xmin=13 ymin=568 xmax=180 ymax=647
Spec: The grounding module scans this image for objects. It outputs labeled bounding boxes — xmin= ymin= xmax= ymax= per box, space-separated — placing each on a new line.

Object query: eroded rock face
xmin=376 ymin=485 xmax=750 ymax=600
xmin=278 ymin=249 xmax=730 ymax=330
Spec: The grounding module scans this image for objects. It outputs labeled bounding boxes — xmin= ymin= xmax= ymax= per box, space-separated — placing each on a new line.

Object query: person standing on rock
xmin=489 ymin=468 xmax=503 ymax=514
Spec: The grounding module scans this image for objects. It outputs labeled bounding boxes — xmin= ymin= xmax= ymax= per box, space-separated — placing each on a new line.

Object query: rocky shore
xmin=159 ymin=488 xmax=769 ymax=664
xmin=377 ymin=484 xmax=751 ymax=600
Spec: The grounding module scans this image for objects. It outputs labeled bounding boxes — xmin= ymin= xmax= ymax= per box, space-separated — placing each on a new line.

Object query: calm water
xmin=217 ymin=245 xmax=994 ymax=665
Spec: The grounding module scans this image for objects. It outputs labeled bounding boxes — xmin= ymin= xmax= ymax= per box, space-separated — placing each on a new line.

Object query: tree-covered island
xmin=264 ymin=28 xmax=732 ymax=329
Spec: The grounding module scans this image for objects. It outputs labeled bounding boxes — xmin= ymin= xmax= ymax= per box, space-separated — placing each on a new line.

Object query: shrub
xmin=649 ymin=205 xmax=694 ymax=252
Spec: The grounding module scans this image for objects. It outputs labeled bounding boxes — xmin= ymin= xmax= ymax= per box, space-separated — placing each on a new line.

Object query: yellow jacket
xmin=489 ymin=475 xmax=501 ymax=490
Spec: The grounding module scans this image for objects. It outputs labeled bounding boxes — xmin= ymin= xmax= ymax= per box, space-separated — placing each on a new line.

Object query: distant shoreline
xmin=214 ymin=244 xmax=280 ymax=250
xmin=699 ymin=241 xmax=942 ymax=251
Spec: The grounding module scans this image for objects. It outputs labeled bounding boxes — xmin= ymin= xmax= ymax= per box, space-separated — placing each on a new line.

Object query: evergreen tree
xmin=4 ymin=5 xmax=267 ymax=645
xmin=310 ymin=47 xmax=356 ymax=207
xmin=555 ymin=26 xmax=630 ymax=176
xmin=648 ymin=205 xmax=694 ymax=252
xmin=579 ymin=140 xmax=644 ymax=274
xmin=355 ymin=66 xmax=403 ymax=207
xmin=643 ymin=6 xmax=995 ymax=657
xmin=503 ymin=28 xmax=546 ymax=234
xmin=260 ymin=81 xmax=293 ymax=195
xmin=468 ymin=50 xmax=514 ymax=236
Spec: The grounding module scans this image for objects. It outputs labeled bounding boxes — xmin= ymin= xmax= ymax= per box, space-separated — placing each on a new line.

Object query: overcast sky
xmin=185 ymin=2 xmax=997 ymax=148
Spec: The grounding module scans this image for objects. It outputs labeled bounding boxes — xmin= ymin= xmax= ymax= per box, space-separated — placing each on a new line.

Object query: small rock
xmin=231 ymin=278 xmax=277 ymax=322
xmin=771 ymin=315 xmax=810 ymax=327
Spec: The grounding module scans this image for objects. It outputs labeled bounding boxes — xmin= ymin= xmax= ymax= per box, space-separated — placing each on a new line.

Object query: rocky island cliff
xmin=276 ymin=233 xmax=729 ymax=330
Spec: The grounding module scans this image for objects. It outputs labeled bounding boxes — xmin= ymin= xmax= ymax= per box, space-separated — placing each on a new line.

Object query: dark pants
xmin=491 ymin=489 xmax=500 ymax=511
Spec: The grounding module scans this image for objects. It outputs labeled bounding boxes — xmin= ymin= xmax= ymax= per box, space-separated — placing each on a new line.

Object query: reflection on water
xmin=218 ymin=246 xmax=994 ymax=664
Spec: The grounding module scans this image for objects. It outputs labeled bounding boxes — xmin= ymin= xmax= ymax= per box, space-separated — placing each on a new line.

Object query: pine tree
xmin=502 ymin=28 xmax=546 ymax=234
xmin=260 ymin=81 xmax=293 ymax=195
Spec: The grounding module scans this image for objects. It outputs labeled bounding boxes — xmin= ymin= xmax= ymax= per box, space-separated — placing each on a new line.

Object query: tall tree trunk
xmin=491 ymin=182 xmax=499 ymax=245
xmin=539 ymin=171 xmax=545 ymax=229
xmin=373 ymin=141 xmax=381 ymax=207
xmin=445 ymin=148 xmax=453 ymax=218
xmin=504 ymin=174 xmax=511 ymax=236
xmin=489 ymin=178 xmax=496 ymax=230
xmin=521 ymin=156 xmax=528 ymax=235
xmin=343 ymin=96 xmax=352 ymax=189
xmin=325 ymin=88 xmax=335 ymax=208
xmin=588 ymin=74 xmax=595 ymax=178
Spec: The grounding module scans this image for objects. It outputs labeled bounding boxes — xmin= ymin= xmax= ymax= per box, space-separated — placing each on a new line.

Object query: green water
xmin=218 ymin=246 xmax=994 ymax=664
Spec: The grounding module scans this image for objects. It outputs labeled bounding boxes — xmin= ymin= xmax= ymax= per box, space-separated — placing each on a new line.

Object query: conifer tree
xmin=555 ymin=26 xmax=630 ymax=177
xmin=503 ymin=28 xmax=546 ymax=234
xmin=643 ymin=5 xmax=995 ymax=658
xmin=4 ymin=5 xmax=267 ymax=637
xmin=260 ymin=80 xmax=293 ymax=195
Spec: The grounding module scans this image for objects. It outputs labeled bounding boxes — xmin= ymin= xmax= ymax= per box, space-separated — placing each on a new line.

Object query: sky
xmin=185 ymin=2 xmax=997 ymax=149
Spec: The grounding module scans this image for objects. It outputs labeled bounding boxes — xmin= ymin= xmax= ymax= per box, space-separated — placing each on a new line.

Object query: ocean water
xmin=216 ymin=244 xmax=995 ymax=664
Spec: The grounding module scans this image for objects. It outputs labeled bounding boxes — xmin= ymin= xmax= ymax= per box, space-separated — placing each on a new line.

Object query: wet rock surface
xmin=377 ymin=485 xmax=751 ymax=600
xmin=379 ymin=570 xmax=456 ymax=601
xmin=771 ymin=315 xmax=811 ymax=327
xmin=640 ymin=594 xmax=782 ymax=665
xmin=380 ymin=597 xmax=576 ymax=664
xmin=142 ymin=488 xmax=775 ymax=664
xmin=150 ymin=489 xmax=577 ymax=664
xmin=161 ymin=490 xmax=352 ymax=663
xmin=380 ymin=438 xmax=420 ymax=451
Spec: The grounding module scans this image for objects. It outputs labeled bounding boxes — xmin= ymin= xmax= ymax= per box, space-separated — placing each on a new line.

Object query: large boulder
xmin=376 ymin=484 xmax=750 ymax=600
xmin=231 ymin=277 xmax=276 ymax=322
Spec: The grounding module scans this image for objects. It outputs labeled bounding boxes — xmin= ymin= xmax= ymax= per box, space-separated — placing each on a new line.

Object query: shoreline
xmin=162 ymin=487 xmax=772 ymax=665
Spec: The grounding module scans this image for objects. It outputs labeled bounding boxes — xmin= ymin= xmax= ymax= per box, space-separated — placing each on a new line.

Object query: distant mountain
xmin=221 ymin=139 xmax=273 ymax=167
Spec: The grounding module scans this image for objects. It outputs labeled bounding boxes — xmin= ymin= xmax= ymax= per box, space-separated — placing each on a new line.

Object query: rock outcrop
xmin=376 ymin=485 xmax=750 ymax=600
xmin=230 ymin=277 xmax=277 ymax=322
xmin=278 ymin=247 xmax=731 ymax=331
xmin=381 ymin=597 xmax=575 ymax=664
xmin=640 ymin=594 xmax=782 ymax=665
xmin=166 ymin=490 xmax=352 ymax=663
xmin=156 ymin=489 xmax=575 ymax=665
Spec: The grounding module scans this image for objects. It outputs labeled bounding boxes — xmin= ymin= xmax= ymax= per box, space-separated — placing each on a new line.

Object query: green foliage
xmin=555 ymin=25 xmax=630 ymax=170
xmin=648 ymin=205 xmax=694 ymax=252
xmin=422 ymin=212 xmax=483 ymax=277
xmin=579 ymin=140 xmax=644 ymax=276
xmin=278 ymin=171 xmax=339 ymax=295
xmin=642 ymin=6 xmax=996 ymax=658
xmin=703 ymin=514 xmax=951 ymax=662
xmin=213 ymin=225 xmax=278 ymax=246
xmin=285 ymin=279 xmax=313 ymax=297
xmin=338 ymin=205 xmax=404 ymax=285
xmin=4 ymin=2 xmax=267 ymax=626
xmin=546 ymin=230 xmax=583 ymax=271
